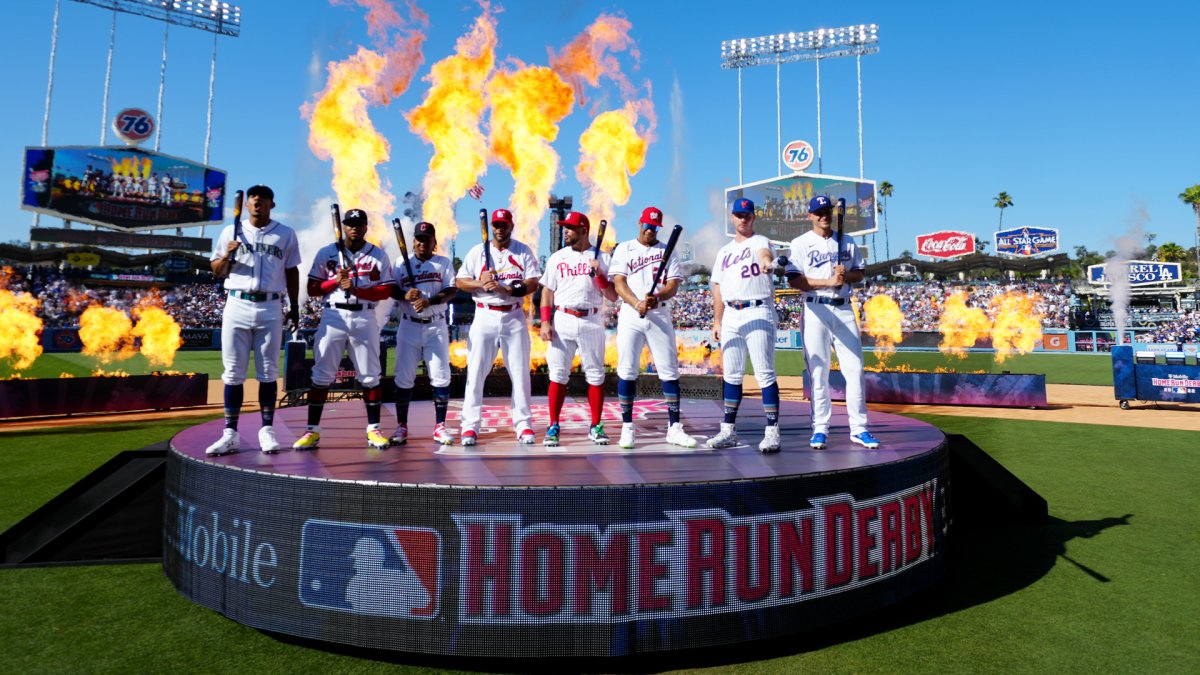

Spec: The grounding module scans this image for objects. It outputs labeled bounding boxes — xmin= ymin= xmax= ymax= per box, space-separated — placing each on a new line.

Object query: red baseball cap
xmin=557 ymin=211 xmax=590 ymax=228
xmin=639 ymin=206 xmax=663 ymax=227
xmin=491 ymin=209 xmax=513 ymax=225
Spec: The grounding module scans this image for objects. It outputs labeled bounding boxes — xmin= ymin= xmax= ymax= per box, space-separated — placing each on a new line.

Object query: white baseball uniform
xmin=711 ymin=234 xmax=777 ymax=387
xmin=456 ymin=240 xmax=541 ymax=434
xmin=609 ymin=238 xmax=683 ymax=381
xmin=542 ymin=247 xmax=611 ymax=386
xmin=210 ymin=220 xmax=301 ymax=385
xmin=787 ymin=230 xmax=868 ymax=434
xmin=393 ymin=253 xmax=455 ymax=389
xmin=307 ymin=242 xmax=393 ymax=389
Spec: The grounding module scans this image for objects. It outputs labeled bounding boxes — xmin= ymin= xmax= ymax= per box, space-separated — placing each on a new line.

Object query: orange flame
xmin=862 ymin=294 xmax=904 ymax=366
xmin=406 ymin=6 xmax=497 ymax=245
xmin=131 ymin=291 xmax=183 ymax=368
xmin=487 ymin=64 xmax=575 ymax=248
xmin=576 ymin=102 xmax=650 ymax=251
xmin=989 ymin=291 xmax=1044 ymax=363
xmin=79 ymin=305 xmax=136 ymax=365
xmin=549 ymin=14 xmax=639 ymax=105
xmin=0 ymin=267 xmax=44 ymax=371
xmin=937 ymin=291 xmax=993 ymax=359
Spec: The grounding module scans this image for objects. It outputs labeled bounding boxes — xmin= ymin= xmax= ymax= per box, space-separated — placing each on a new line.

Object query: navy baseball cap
xmin=247 ymin=184 xmax=274 ymax=200
xmin=414 ymin=221 xmax=436 ymax=238
xmin=342 ymin=208 xmax=368 ymax=224
xmin=557 ymin=211 xmax=590 ymax=228
xmin=809 ymin=195 xmax=834 ymax=212
xmin=731 ymin=197 xmax=755 ymax=214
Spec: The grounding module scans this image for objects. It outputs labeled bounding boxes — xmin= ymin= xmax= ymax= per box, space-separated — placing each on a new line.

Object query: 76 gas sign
xmin=782 ymin=140 xmax=814 ymax=172
xmin=112 ymin=108 xmax=156 ymax=146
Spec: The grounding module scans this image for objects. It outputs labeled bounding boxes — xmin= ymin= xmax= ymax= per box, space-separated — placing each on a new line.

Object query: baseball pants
xmin=220 ymin=296 xmax=284 ymax=385
xmin=720 ymin=305 xmax=777 ymax=387
xmin=394 ymin=318 xmax=451 ymax=388
xmin=547 ymin=311 xmax=606 ymax=386
xmin=310 ymin=306 xmax=381 ymax=389
xmin=461 ymin=307 xmax=532 ymax=433
xmin=802 ymin=302 xmax=868 ymax=434
xmin=615 ymin=306 xmax=679 ymax=381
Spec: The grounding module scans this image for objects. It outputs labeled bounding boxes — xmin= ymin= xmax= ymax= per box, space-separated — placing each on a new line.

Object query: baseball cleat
xmin=618 ymin=423 xmax=636 ymax=449
xmin=809 ymin=432 xmax=828 ymax=449
xmin=543 ymin=424 xmax=560 ymax=447
xmin=205 ymin=429 xmax=240 ymax=456
xmin=851 ymin=431 xmax=881 ymax=449
xmin=366 ymin=427 xmax=390 ymax=449
xmin=588 ymin=423 xmax=610 ymax=445
xmin=389 ymin=424 xmax=409 ymax=446
xmin=432 ymin=423 xmax=454 ymax=445
xmin=518 ymin=429 xmax=536 ymax=445
xmin=258 ymin=426 xmax=281 ymax=454
xmin=461 ymin=430 xmax=478 ymax=446
xmin=706 ymin=422 xmax=739 ymax=449
xmin=759 ymin=425 xmax=782 ymax=454
xmin=292 ymin=430 xmax=321 ymax=451
xmin=666 ymin=422 xmax=697 ymax=448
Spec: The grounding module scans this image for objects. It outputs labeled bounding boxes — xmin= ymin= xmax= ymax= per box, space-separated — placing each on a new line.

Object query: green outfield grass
xmin=1 ymin=413 xmax=1195 ymax=672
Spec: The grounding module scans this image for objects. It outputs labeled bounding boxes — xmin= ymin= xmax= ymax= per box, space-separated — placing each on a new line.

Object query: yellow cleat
xmin=292 ymin=431 xmax=320 ymax=451
xmin=366 ymin=428 xmax=390 ymax=449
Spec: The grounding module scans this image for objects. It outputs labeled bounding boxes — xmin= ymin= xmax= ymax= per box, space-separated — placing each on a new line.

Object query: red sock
xmin=588 ymin=384 xmax=604 ymax=426
xmin=548 ymin=381 xmax=567 ymax=424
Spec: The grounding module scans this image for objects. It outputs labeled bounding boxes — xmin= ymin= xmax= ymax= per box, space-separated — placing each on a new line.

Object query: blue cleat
xmin=543 ymin=423 xmax=561 ymax=447
xmin=808 ymin=432 xmax=827 ymax=449
xmin=851 ymin=431 xmax=881 ymax=449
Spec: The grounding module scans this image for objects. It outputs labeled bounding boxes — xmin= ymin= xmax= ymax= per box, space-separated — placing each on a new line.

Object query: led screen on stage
xmin=725 ymin=173 xmax=877 ymax=245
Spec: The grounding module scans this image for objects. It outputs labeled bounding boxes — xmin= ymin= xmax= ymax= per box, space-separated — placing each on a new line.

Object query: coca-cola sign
xmin=915 ymin=231 xmax=975 ymax=259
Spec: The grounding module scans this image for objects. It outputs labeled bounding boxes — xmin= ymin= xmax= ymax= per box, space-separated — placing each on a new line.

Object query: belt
xmin=556 ymin=306 xmax=598 ymax=317
xmin=403 ymin=314 xmax=444 ymax=324
xmin=806 ymin=296 xmax=846 ymax=306
xmin=325 ymin=302 xmax=376 ymax=311
xmin=228 ymin=289 xmax=281 ymax=302
xmin=476 ymin=302 xmax=516 ymax=311
xmin=725 ymin=299 xmax=765 ymax=309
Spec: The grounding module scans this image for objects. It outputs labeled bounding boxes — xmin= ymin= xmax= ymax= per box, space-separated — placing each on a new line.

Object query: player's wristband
xmin=593 ymin=274 xmax=610 ymax=289
xmin=509 ymin=281 xmax=529 ymax=297
xmin=540 ymin=306 xmax=552 ymax=322
xmin=319 ymin=278 xmax=340 ymax=294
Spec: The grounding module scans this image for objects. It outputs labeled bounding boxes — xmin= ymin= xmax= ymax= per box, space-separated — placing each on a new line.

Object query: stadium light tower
xmin=720 ymin=24 xmax=879 ymax=182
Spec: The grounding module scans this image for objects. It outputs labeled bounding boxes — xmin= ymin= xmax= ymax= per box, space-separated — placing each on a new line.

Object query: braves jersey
xmin=710 ymin=234 xmax=775 ymax=301
xmin=785 ymin=230 xmax=864 ymax=300
xmin=393 ymin=254 xmax=455 ymax=318
xmin=211 ymin=220 xmax=302 ymax=293
xmin=457 ymin=240 xmax=541 ymax=305
xmin=307 ymin=242 xmax=394 ymax=295
xmin=609 ymin=238 xmax=683 ymax=300
xmin=541 ymin=247 xmax=611 ymax=308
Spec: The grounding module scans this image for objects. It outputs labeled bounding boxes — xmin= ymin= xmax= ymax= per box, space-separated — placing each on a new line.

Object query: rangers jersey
xmin=785 ymin=230 xmax=864 ymax=300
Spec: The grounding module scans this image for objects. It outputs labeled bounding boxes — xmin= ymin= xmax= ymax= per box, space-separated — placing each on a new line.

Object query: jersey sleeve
xmin=307 ymin=246 xmax=329 ymax=280
xmin=541 ymin=252 xmax=560 ymax=291
xmin=522 ymin=247 xmax=541 ymax=279
xmin=283 ymin=229 xmax=303 ymax=269
xmin=709 ymin=249 xmax=724 ymax=288
xmin=440 ymin=258 xmax=456 ymax=291
xmin=607 ymin=244 xmax=628 ymax=279
xmin=457 ymin=246 xmax=478 ymax=279
xmin=665 ymin=248 xmax=683 ymax=281
xmin=849 ymin=242 xmax=865 ymax=270
xmin=598 ymin=251 xmax=613 ymax=277
xmin=210 ymin=226 xmax=233 ymax=261
xmin=376 ymin=250 xmax=395 ymax=287
xmin=786 ymin=238 xmax=803 ymax=276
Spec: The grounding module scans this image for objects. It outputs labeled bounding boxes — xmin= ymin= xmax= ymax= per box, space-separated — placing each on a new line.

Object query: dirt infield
xmin=0 ymin=377 xmax=1194 ymax=434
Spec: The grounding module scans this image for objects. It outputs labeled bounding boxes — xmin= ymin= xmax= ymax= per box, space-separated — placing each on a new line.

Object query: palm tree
xmin=1156 ymin=242 xmax=1187 ymax=262
xmin=1179 ymin=184 xmax=1200 ymax=274
xmin=993 ymin=191 xmax=1014 ymax=231
xmin=878 ymin=181 xmax=894 ymax=260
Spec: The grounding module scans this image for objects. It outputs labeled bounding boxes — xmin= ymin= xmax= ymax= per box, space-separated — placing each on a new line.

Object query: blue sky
xmin=3 ymin=0 xmax=1199 ymax=267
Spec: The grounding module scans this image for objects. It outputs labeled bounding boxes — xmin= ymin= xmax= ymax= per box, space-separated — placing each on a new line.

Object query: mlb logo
xmin=299 ymin=519 xmax=441 ymax=619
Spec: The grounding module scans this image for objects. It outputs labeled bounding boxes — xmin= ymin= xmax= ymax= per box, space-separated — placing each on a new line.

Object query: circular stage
xmin=165 ymin=397 xmax=947 ymax=658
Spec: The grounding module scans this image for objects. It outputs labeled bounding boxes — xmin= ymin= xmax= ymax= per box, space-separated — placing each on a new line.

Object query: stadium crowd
xmin=1134 ymin=310 xmax=1199 ymax=344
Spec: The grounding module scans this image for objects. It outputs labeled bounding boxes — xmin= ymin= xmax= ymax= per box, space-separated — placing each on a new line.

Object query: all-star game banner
xmin=164 ymin=446 xmax=947 ymax=657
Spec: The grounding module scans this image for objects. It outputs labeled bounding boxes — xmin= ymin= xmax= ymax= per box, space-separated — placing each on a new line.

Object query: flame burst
xmin=79 ymin=305 xmax=136 ymax=365
xmin=549 ymin=14 xmax=639 ymax=105
xmin=937 ymin=291 xmax=993 ymax=359
xmin=131 ymin=291 xmax=182 ymax=368
xmin=862 ymin=294 xmax=904 ymax=366
xmin=0 ymin=267 xmax=44 ymax=372
xmin=989 ymin=291 xmax=1044 ymax=363
xmin=406 ymin=7 xmax=497 ymax=244
xmin=487 ymin=64 xmax=575 ymax=248
xmin=576 ymin=102 xmax=650 ymax=250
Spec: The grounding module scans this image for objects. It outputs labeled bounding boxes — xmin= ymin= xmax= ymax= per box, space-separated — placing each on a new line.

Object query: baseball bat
xmin=478 ymin=208 xmax=494 ymax=271
xmin=590 ymin=218 xmax=607 ymax=277
xmin=391 ymin=218 xmax=417 ymax=289
xmin=232 ymin=189 xmax=244 ymax=241
xmin=331 ymin=203 xmax=353 ymax=300
xmin=835 ymin=198 xmax=846 ymax=289
xmin=641 ymin=224 xmax=683 ymax=317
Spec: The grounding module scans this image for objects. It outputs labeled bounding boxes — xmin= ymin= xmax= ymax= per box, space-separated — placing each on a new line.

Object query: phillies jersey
xmin=210 ymin=219 xmax=302 ymax=293
xmin=393 ymin=254 xmax=455 ymax=318
xmin=609 ymin=238 xmax=683 ymax=299
xmin=307 ymin=242 xmax=394 ymax=295
xmin=457 ymin=240 xmax=541 ymax=305
xmin=710 ymin=234 xmax=775 ymax=301
xmin=541 ymin=247 xmax=612 ymax=308
xmin=785 ymin=230 xmax=864 ymax=300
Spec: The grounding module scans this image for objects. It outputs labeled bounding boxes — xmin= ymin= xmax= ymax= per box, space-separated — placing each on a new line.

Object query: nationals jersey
xmin=609 ymin=238 xmax=683 ymax=302
xmin=710 ymin=234 xmax=775 ymax=301
xmin=541 ymin=247 xmax=612 ymax=308
xmin=307 ymin=242 xmax=394 ymax=297
xmin=457 ymin=240 xmax=541 ymax=305
xmin=785 ymin=230 xmax=864 ymax=301
xmin=393 ymin=254 xmax=456 ymax=318
xmin=210 ymin=220 xmax=302 ymax=293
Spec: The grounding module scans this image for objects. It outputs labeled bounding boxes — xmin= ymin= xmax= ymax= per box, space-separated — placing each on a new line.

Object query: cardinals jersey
xmin=609 ymin=238 xmax=683 ymax=300
xmin=785 ymin=230 xmax=864 ymax=300
xmin=457 ymin=240 xmax=541 ymax=305
xmin=710 ymin=234 xmax=775 ymax=301
xmin=307 ymin=242 xmax=394 ymax=294
xmin=393 ymin=253 xmax=455 ymax=318
xmin=541 ymin=247 xmax=611 ymax=308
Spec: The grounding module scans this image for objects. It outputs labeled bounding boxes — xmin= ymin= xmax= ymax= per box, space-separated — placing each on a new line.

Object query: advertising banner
xmin=995 ymin=226 xmax=1059 ymax=257
xmin=1087 ymin=261 xmax=1183 ymax=286
xmin=725 ymin=173 xmax=877 ymax=245
xmin=915 ymin=231 xmax=975 ymax=259
xmin=21 ymin=146 xmax=226 ymax=230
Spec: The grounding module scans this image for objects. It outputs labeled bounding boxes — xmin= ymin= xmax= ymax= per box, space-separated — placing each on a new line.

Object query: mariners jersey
xmin=456 ymin=240 xmax=541 ymax=305
xmin=307 ymin=241 xmax=394 ymax=297
xmin=710 ymin=234 xmax=775 ymax=301
xmin=609 ymin=238 xmax=683 ymax=304
xmin=541 ymin=247 xmax=611 ymax=308
xmin=211 ymin=219 xmax=302 ymax=293
xmin=785 ymin=230 xmax=864 ymax=300
xmin=393 ymin=253 xmax=455 ymax=318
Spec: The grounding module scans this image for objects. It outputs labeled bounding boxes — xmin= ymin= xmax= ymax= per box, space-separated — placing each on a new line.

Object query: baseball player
xmin=786 ymin=195 xmax=880 ymax=449
xmin=708 ymin=197 xmax=782 ymax=453
xmin=538 ymin=211 xmax=617 ymax=446
xmin=391 ymin=221 xmax=457 ymax=446
xmin=455 ymin=209 xmax=541 ymax=445
xmin=292 ymin=209 xmax=395 ymax=451
xmin=610 ymin=206 xmax=697 ymax=449
xmin=206 ymin=185 xmax=301 ymax=455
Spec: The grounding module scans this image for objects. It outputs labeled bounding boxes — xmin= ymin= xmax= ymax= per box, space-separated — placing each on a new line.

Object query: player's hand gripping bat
xmin=835 ymin=197 xmax=846 ymax=289
xmin=641 ymin=224 xmax=683 ymax=318
xmin=589 ymin=218 xmax=607 ymax=277
xmin=391 ymin=218 xmax=417 ymax=290
xmin=330 ymin=203 xmax=353 ymax=301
